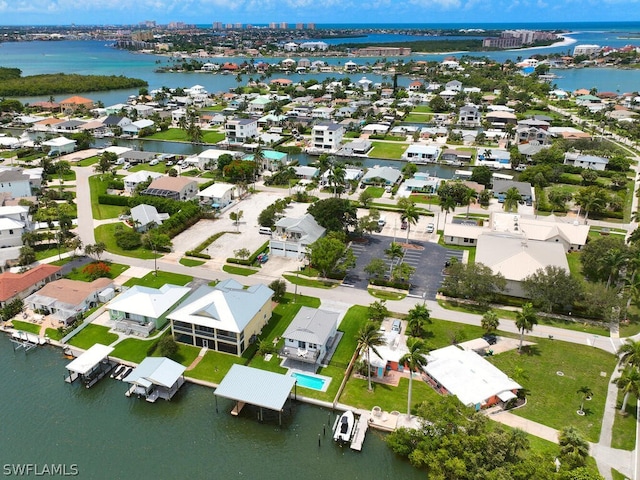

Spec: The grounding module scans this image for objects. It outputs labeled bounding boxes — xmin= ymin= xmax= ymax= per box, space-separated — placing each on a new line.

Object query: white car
xmin=122 ymin=162 xmax=131 ymax=170
xmin=426 ymin=223 xmax=435 ymax=233
xmin=149 ymin=159 xmax=159 ymax=166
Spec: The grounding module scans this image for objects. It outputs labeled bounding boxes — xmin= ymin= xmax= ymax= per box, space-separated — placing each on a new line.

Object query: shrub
xmin=114 ymin=228 xmax=142 ymax=250
xmin=82 ymin=262 xmax=111 ymax=280
xmin=158 ymin=336 xmax=178 ymax=358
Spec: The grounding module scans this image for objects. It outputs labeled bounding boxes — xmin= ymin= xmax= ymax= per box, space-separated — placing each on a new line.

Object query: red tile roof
xmin=0 ymin=264 xmax=62 ymax=302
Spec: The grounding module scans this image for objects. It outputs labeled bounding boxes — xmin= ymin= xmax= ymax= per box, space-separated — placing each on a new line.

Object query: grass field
xmin=489 ymin=337 xmax=616 ymax=442
xmin=403 ymin=113 xmax=432 ymax=123
xmin=110 ymin=337 xmax=158 ymax=364
xmin=76 ymin=156 xmax=99 ymax=167
xmin=222 ymin=265 xmax=259 ymax=276
xmin=122 ymin=270 xmax=193 ymax=288
xmin=67 ymin=324 xmax=119 ymax=349
xmin=89 ymin=175 xmax=126 ymax=220
xmin=179 ymin=257 xmax=206 ymax=267
xmin=147 ymin=128 xmax=225 ymax=144
xmin=611 ymin=389 xmax=638 ymax=450
xmin=10 ymin=320 xmax=41 ymax=335
xmin=94 ymin=223 xmax=160 ymax=259
xmin=369 ymin=141 xmax=408 ymax=160
xmin=364 ymin=186 xmax=385 ymax=198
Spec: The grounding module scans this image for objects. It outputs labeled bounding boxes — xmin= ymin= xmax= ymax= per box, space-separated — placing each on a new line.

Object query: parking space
xmin=344 ymin=234 xmax=464 ymax=299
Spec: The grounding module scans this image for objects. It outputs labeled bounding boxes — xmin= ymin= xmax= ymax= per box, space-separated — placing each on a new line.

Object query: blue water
xmin=291 ymin=372 xmax=328 ymax=391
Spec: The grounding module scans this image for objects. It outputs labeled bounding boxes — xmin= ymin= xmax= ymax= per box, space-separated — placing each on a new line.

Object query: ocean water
xmin=0 ymin=335 xmax=422 ymax=480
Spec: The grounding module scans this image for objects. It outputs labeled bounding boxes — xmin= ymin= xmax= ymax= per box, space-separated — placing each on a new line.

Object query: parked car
xmin=482 ymin=333 xmax=498 ymax=345
xmin=426 ymin=223 xmax=435 ymax=233
xmin=149 ymin=159 xmax=159 ymax=166
xmin=122 ymin=162 xmax=131 ymax=170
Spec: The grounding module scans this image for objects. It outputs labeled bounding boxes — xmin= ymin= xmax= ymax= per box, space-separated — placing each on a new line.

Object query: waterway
xmin=0 ymin=335 xmax=422 ymax=480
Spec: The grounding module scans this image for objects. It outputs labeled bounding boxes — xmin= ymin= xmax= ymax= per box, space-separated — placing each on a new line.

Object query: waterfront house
xmin=293 ymin=166 xmax=319 ymax=180
xmin=189 ymin=149 xmax=243 ymax=170
xmin=441 ymin=149 xmax=472 ymax=164
xmin=280 ymin=307 xmax=339 ymax=367
xmin=0 ymin=170 xmax=33 ymax=198
xmin=59 ymin=96 xmax=94 ymax=113
xmin=123 ymin=170 xmax=163 ymax=194
xmin=458 ymin=105 xmax=481 ymax=127
xmin=477 ymin=149 xmax=511 ymax=169
xmin=143 ymin=176 xmax=198 ymax=201
xmin=168 ymin=279 xmax=274 ymax=356
xmin=0 ymin=264 xmax=61 ymax=307
xmin=270 ymin=213 xmax=325 ymax=259
xmin=361 ymin=166 xmax=402 ymax=186
xmin=402 ymin=145 xmax=441 ymax=164
xmin=366 ymin=328 xmax=410 ymax=379
xmin=122 ymin=119 xmax=155 ymax=135
xmin=396 ymin=173 xmax=442 ymax=198
xmin=121 ymin=150 xmax=157 ymax=165
xmin=107 ymin=284 xmax=191 ymax=336
xmin=485 ymin=110 xmax=517 ymax=128
xmin=424 ymin=345 xmax=521 ymax=411
xmin=492 ymin=179 xmax=533 ymax=203
xmin=42 ymin=137 xmax=76 ymax=156
xmin=310 ymin=122 xmax=344 ymax=153
xmin=197 ymin=183 xmax=236 ymax=209
xmin=225 ymin=118 xmax=258 ymax=145
xmin=445 ymin=80 xmax=463 ymax=92
xmin=26 ymin=277 xmax=113 ymax=325
xmin=124 ymin=357 xmax=187 ymax=402
xmin=130 ymin=204 xmax=169 ymax=232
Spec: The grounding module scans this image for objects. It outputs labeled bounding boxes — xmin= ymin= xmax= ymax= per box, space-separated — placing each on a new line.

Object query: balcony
xmin=280 ymin=346 xmax=320 ymax=364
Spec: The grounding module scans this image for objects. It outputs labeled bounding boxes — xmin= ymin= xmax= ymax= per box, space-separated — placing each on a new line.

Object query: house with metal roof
xmin=361 ymin=165 xmax=402 ymax=186
xmin=124 ymin=357 xmax=187 ymax=402
xmin=130 ymin=204 xmax=169 ymax=232
xmin=42 ymin=136 xmax=77 ymax=156
xmin=402 ymin=145 xmax=441 ymax=164
xmin=424 ymin=345 xmax=522 ymax=411
xmin=280 ymin=307 xmax=339 ymax=366
xmin=143 ymin=176 xmax=198 ymax=201
xmin=168 ymin=279 xmax=273 ymax=356
xmin=197 ymin=183 xmax=236 ymax=209
xmin=123 ymin=170 xmax=164 ymax=194
xmin=270 ymin=213 xmax=326 ymax=259
xmin=107 ymin=284 xmax=190 ymax=336
xmin=563 ymin=152 xmax=609 ymax=171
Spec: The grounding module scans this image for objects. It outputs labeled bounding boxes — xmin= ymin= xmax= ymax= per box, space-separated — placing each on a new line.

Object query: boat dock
xmin=10 ymin=330 xmax=46 ymax=352
xmin=350 ymin=412 xmax=370 ymax=451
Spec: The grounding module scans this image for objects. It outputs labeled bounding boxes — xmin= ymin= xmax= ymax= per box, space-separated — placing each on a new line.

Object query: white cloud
xmin=408 ymin=0 xmax=462 ymax=9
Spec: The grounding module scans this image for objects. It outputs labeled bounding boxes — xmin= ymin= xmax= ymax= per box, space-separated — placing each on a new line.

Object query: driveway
xmin=344 ymin=234 xmax=464 ymax=299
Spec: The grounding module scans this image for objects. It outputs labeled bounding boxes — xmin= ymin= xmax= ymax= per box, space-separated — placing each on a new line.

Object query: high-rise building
xmin=296 ymin=23 xmax=304 ymax=30
xmin=212 ymin=22 xmax=222 ymax=30
xmin=307 ymin=23 xmax=315 ymax=30
xmin=269 ymin=23 xmax=277 ymax=29
xmin=235 ymin=23 xmax=243 ymax=29
xmin=280 ymin=22 xmax=288 ymax=29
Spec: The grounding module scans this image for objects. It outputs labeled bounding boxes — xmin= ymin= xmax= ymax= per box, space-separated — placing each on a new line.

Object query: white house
xmin=122 ymin=119 xmax=155 ymax=135
xmin=0 ymin=169 xmax=33 ymax=198
xmin=280 ymin=307 xmax=339 ymax=366
xmin=123 ymin=170 xmax=164 ymax=194
xmin=42 ymin=137 xmax=76 ymax=155
xmin=107 ymin=284 xmax=191 ymax=336
xmin=197 ymin=183 xmax=236 ymax=208
xmin=563 ymin=152 xmax=609 ymax=171
xmin=458 ymin=104 xmax=481 ymax=127
xmin=361 ymin=166 xmax=402 ymax=186
xmin=186 ymin=149 xmax=243 ymax=170
xmin=225 ymin=118 xmax=258 ymax=145
xmin=402 ymin=145 xmax=441 ymax=164
xmin=124 ymin=357 xmax=187 ymax=401
xmin=311 ymin=122 xmax=344 ymax=153
xmin=270 ymin=213 xmax=326 ymax=259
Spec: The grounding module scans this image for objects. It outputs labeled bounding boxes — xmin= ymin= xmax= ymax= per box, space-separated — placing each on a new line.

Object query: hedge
xmin=227 ymin=241 xmax=269 ymax=266
xmin=185 ymin=251 xmax=211 ymax=259
xmin=369 ymin=278 xmax=411 ymax=290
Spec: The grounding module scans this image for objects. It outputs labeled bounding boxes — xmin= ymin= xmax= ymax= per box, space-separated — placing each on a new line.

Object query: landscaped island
xmin=0 ymin=67 xmax=147 ymax=96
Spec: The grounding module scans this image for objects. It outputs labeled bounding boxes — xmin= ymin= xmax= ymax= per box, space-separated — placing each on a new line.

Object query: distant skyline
xmin=1 ymin=1 xmax=640 ymax=27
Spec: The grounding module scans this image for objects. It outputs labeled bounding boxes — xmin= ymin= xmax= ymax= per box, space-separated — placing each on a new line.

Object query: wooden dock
xmin=350 ymin=413 xmax=370 ymax=451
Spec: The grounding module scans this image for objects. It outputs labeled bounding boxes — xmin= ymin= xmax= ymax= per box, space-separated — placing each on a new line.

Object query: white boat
xmin=333 ymin=410 xmax=355 ymax=445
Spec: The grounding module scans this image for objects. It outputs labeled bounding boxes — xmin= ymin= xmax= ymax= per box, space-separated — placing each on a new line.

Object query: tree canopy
xmin=307 ymin=197 xmax=357 ymax=232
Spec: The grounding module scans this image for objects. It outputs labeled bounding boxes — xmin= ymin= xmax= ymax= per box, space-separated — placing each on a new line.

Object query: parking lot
xmin=344 ymin=234 xmax=464 ymax=299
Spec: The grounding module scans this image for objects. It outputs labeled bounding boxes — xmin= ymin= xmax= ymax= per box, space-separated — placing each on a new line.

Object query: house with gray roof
xmin=124 ymin=170 xmax=164 ymax=194
xmin=563 ymin=152 xmax=609 ymax=171
xmin=270 ymin=213 xmax=326 ymax=259
xmin=280 ymin=307 xmax=340 ymax=366
xmin=168 ymin=279 xmax=274 ymax=356
xmin=492 ymin=179 xmax=533 ymax=203
xmin=361 ymin=165 xmax=402 ymax=186
xmin=130 ymin=204 xmax=169 ymax=232
xmin=0 ymin=169 xmax=32 ymax=198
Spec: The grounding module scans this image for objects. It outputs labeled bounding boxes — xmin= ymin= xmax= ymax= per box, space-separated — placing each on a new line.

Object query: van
xmin=259 ymin=227 xmax=273 ymax=235
xmin=391 ymin=320 xmax=402 ymax=334
xmin=149 ymin=159 xmax=159 ymax=166
xmin=377 ymin=216 xmax=386 ymax=228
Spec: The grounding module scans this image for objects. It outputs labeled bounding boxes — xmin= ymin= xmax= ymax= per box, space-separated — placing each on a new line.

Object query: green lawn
xmin=10 ymin=320 xmax=41 ymax=335
xmin=341 ymin=375 xmax=440 ymax=412
xmin=122 ymin=270 xmax=193 ymax=288
xmin=367 ymin=289 xmax=407 ymax=301
xmin=94 ymin=223 xmax=160 ymax=259
xmin=223 ymin=265 xmax=259 ymax=276
xmin=154 ymin=342 xmax=200 ymax=368
xmin=89 ymin=175 xmax=127 ymax=220
xmin=76 ymin=156 xmax=99 ymax=167
xmin=34 ymin=245 xmax=72 ymax=261
xmin=330 ymin=305 xmax=368 ymax=366
xmin=403 ymin=113 xmax=432 ymax=123
xmin=283 ymin=274 xmax=338 ymax=289
xmin=364 ymin=186 xmax=385 ymax=198
xmin=45 ymin=328 xmax=64 ymax=341
xmin=129 ymin=162 xmax=170 ymax=174
xmin=567 ymin=251 xmax=583 ymax=279
xmin=489 ymin=338 xmax=617 ymax=442
xmin=179 ymin=257 xmax=206 ymax=267
xmin=64 ymin=262 xmax=129 ymax=281
xmin=147 ymin=128 xmax=225 ymax=144
xmin=111 ymin=337 xmax=158 ymax=363
xmin=186 ymin=350 xmax=247 ymax=384
xmin=611 ymin=390 xmax=638 ymax=450
xmin=411 ymin=106 xmax=433 ymax=113
xmin=369 ymin=141 xmax=408 ymax=160
xmin=67 ymin=324 xmax=119 ymax=349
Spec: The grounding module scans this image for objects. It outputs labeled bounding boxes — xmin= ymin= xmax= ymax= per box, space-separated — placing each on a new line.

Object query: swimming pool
xmin=291 ymin=372 xmax=331 ymax=392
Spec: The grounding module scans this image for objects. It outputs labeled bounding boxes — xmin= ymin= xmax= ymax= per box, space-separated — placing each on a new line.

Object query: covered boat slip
xmin=124 ymin=357 xmax=187 ymax=402
xmin=214 ymin=364 xmax=297 ymax=425
xmin=65 ymin=344 xmax=115 ymax=388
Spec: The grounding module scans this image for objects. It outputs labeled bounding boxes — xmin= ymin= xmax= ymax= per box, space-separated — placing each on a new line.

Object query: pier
xmin=350 ymin=413 xmax=370 ymax=451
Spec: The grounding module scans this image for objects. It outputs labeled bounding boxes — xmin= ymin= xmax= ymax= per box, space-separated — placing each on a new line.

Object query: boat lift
xmin=9 ymin=330 xmax=46 ymax=353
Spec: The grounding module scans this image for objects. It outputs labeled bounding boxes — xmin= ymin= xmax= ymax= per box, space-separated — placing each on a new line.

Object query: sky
xmin=0 ymin=0 xmax=639 ymax=26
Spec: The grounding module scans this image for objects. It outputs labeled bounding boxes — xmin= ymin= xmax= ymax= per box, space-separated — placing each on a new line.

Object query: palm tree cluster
xmin=613 ymin=339 xmax=640 ymax=414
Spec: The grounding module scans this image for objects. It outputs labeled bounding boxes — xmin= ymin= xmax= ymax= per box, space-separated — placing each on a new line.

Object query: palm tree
xmin=503 ymin=187 xmax=521 ymax=213
xmin=461 ymin=187 xmax=477 ymax=219
xmin=385 ymin=242 xmax=404 ymax=278
xmin=399 ymin=338 xmax=430 ymax=416
xmin=481 ymin=310 xmax=500 ymax=334
xmin=613 ymin=366 xmax=640 ymax=413
xmin=576 ymin=386 xmax=593 ymax=414
xmin=356 ymin=323 xmax=386 ymax=392
xmin=406 ymin=304 xmax=431 ymax=337
xmin=515 ymin=303 xmax=538 ymax=352
xmin=398 ymin=198 xmax=420 ymax=243
xmin=439 ymin=195 xmax=456 ymax=227
xmin=253 ymin=145 xmax=265 ymax=173
xmin=558 ymin=426 xmax=590 ymax=469
xmin=328 ymin=164 xmax=346 ymax=198
xmin=618 ymin=339 xmax=640 ymax=369
xmin=603 ymin=248 xmax=628 ymax=289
